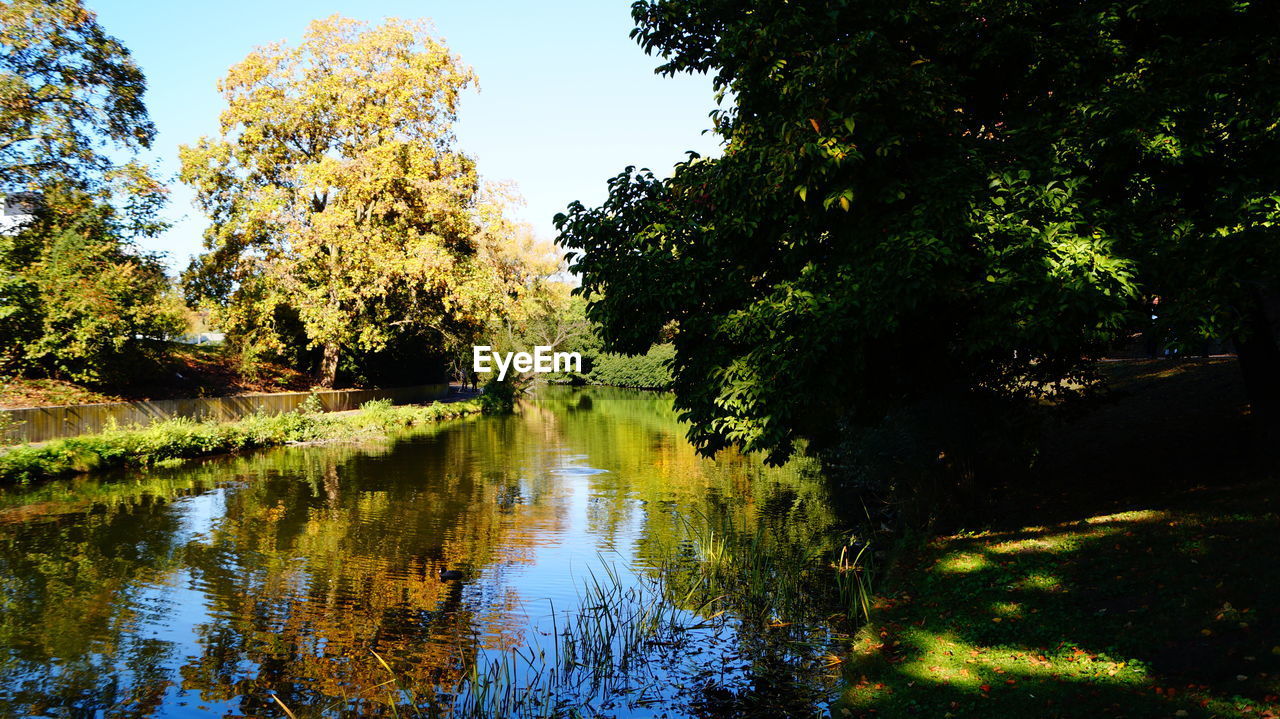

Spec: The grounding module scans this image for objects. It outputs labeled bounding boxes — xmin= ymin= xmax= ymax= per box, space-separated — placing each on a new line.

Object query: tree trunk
xmin=1235 ymin=288 xmax=1280 ymax=426
xmin=317 ymin=340 xmax=340 ymax=388
xmin=323 ymin=462 xmax=339 ymax=504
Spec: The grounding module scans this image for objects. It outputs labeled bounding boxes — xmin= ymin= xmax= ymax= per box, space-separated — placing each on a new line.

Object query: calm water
xmin=0 ymin=388 xmax=851 ymax=718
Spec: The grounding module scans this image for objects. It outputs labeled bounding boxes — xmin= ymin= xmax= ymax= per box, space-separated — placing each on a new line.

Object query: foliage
xmin=511 ymin=297 xmax=673 ymax=389
xmin=0 ymin=398 xmax=481 ymax=483
xmin=478 ymin=379 xmax=516 ymax=415
xmin=476 ymin=281 xmax=590 ymax=359
xmin=181 ymin=16 xmax=530 ymax=386
xmin=0 ymin=411 xmax=18 ymax=444
xmin=0 ymin=0 xmax=177 ymax=386
xmin=558 ymin=0 xmax=1280 ymax=463
xmin=0 ymin=0 xmax=166 ymax=231
xmin=583 ymin=342 xmax=675 ymax=390
xmin=456 ymin=229 xmax=585 ymax=386
xmin=297 ymin=391 xmax=324 ymax=415
xmin=0 ymin=191 xmax=183 ymax=384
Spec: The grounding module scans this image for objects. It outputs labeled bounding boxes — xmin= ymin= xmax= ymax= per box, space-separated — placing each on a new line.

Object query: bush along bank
xmin=0 ymin=397 xmax=482 ymax=484
xmin=586 ymin=344 xmax=674 ymax=389
xmin=547 ymin=343 xmax=675 ymax=390
xmin=479 ymin=379 xmax=517 ymax=414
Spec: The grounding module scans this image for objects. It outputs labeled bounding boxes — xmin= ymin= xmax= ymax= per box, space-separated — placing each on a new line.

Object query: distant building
xmin=0 ymin=193 xmax=39 ymax=235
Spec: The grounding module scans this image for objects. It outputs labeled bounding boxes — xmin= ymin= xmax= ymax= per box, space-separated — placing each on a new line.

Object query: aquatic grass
xmin=665 ymin=508 xmax=877 ymax=631
xmin=834 ymin=541 xmax=875 ymax=624
xmin=0 ymin=398 xmax=482 ymax=484
xmin=334 ymin=555 xmax=721 ymax=718
xmin=340 ymin=524 xmax=876 ymax=719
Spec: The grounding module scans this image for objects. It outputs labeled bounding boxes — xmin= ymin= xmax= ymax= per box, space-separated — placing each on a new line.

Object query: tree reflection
xmin=0 ymin=390 xmax=846 ymax=717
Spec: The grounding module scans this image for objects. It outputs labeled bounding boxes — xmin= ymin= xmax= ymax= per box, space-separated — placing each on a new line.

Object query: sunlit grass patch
xmin=933 ymin=551 xmax=990 ymax=574
xmin=840 ymin=678 xmax=893 ymax=709
xmin=989 ymin=601 xmax=1022 ymax=618
xmin=1012 ymin=571 xmax=1061 ymax=592
xmin=1082 ymin=509 xmax=1167 ymax=525
xmin=895 ymin=632 xmax=1148 ymax=688
xmin=983 ymin=524 xmax=1123 ymax=555
xmin=837 ymin=484 xmax=1280 ymax=718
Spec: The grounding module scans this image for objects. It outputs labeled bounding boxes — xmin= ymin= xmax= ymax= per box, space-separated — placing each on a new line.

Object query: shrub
xmin=297 ymin=392 xmax=324 ymax=415
xmin=479 ymin=380 xmax=516 ymax=415
xmin=585 ymin=343 xmax=674 ymax=390
xmin=358 ymin=398 xmax=400 ymax=429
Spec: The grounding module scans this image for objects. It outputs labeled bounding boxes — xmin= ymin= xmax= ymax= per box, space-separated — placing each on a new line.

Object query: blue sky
xmin=88 ymin=0 xmax=723 ymax=272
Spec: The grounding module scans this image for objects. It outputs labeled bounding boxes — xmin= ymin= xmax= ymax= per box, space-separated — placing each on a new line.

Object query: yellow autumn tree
xmin=181 ymin=15 xmax=524 ymax=386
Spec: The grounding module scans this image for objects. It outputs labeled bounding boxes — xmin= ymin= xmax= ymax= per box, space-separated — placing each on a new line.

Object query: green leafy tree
xmin=1 ymin=190 xmax=181 ymax=384
xmin=467 ymin=192 xmax=583 ymax=363
xmin=559 ymin=1 xmax=1134 ymax=462
xmin=0 ymin=0 xmax=178 ymax=384
xmin=182 ymin=16 xmax=521 ymax=387
xmin=0 ymin=229 xmax=40 ymax=373
xmin=0 ymin=0 xmax=165 ymax=230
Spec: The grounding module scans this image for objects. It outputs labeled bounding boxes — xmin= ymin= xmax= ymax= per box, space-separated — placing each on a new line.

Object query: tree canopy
xmin=0 ymin=0 xmax=178 ymax=384
xmin=0 ymin=189 xmax=180 ymax=384
xmin=0 ymin=0 xmax=164 ymax=221
xmin=557 ymin=0 xmax=1280 ymax=462
xmin=182 ymin=16 xmax=539 ymax=387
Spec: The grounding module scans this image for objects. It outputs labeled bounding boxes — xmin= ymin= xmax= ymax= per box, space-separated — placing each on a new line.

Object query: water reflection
xmin=0 ymin=388 xmax=847 ymax=717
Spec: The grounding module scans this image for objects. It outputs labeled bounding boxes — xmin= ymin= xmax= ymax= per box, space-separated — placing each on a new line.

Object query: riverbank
xmin=837 ymin=359 xmax=1279 ymax=717
xmin=0 ymin=397 xmax=482 ymax=484
xmin=0 ymin=344 xmax=317 ymax=409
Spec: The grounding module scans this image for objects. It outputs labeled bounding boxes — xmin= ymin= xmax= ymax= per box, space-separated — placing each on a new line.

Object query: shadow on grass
xmin=839 ymin=360 xmax=1279 ymax=718
xmin=842 ymin=488 xmax=1279 ymax=717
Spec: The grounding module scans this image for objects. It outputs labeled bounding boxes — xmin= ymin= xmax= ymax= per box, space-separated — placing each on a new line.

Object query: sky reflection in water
xmin=0 ymin=387 xmax=848 ymax=718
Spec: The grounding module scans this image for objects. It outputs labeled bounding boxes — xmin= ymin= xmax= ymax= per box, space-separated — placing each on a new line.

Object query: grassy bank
xmin=0 ymin=398 xmax=482 ymax=484
xmin=837 ymin=359 xmax=1279 ymax=718
xmin=840 ymin=485 xmax=1279 ymax=717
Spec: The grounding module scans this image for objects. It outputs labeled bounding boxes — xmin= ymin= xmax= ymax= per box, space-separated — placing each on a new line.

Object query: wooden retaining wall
xmin=0 ymin=384 xmax=450 ymax=444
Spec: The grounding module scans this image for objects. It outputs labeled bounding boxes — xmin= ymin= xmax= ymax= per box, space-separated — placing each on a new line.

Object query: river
xmin=0 ymin=387 xmax=857 ymax=718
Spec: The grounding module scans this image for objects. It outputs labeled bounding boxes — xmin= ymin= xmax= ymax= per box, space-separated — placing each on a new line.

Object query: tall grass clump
xmin=665 ymin=512 xmax=876 ymax=630
xmin=358 ymin=398 xmax=480 ymax=428
xmin=303 ymin=537 xmax=872 ymax=719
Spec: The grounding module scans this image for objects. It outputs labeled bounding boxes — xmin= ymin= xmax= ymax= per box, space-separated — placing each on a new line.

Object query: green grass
xmin=0 ymin=397 xmax=482 ymax=484
xmin=836 ymin=359 xmax=1280 ymax=718
xmin=839 ymin=490 xmax=1280 ymax=717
